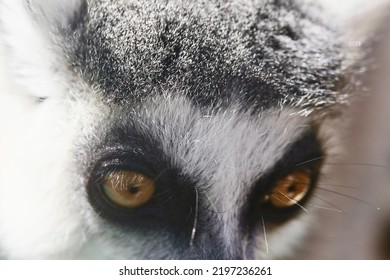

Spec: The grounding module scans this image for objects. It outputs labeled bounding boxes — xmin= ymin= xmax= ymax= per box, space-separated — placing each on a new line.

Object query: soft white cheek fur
xmin=0 ymin=94 xmax=88 ymax=259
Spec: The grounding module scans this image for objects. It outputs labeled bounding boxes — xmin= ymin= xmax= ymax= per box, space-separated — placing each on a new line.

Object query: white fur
xmin=0 ymin=0 xmax=84 ymax=98
xmin=0 ymin=87 xmax=105 ymax=258
xmin=0 ymin=85 xmax=316 ymax=258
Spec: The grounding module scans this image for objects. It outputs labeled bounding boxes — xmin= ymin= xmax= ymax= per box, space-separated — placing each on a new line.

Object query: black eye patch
xmin=244 ymin=129 xmax=324 ymax=225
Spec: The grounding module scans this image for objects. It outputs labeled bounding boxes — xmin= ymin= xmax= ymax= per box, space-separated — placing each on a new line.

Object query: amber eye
xmin=261 ymin=170 xmax=311 ymax=208
xmin=102 ymin=170 xmax=156 ymax=208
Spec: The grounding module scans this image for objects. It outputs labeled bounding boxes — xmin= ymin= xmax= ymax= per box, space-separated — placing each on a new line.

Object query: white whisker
xmin=311 ymin=193 xmax=345 ymax=213
xmin=308 ymin=204 xmax=344 ymax=213
xmin=190 ymin=187 xmax=199 ymax=246
xmin=296 ymin=156 xmax=326 ymax=166
xmin=261 ymin=214 xmax=269 ymax=254
xmin=317 ymin=187 xmax=381 ymax=210
xmin=273 ymin=190 xmax=308 ymax=213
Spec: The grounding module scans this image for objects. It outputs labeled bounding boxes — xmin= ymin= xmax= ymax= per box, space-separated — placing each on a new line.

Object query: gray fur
xmin=58 ymin=0 xmax=347 ymax=112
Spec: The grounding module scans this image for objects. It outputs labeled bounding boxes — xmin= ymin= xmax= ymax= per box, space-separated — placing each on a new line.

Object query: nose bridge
xmin=188 ymin=197 xmax=244 ymax=259
xmin=154 ymin=103 xmax=251 ymax=259
xmin=190 ymin=225 xmax=244 ymax=259
xmin=205 ymin=167 xmax=247 ymax=255
xmin=188 ymin=145 xmax=247 ymax=260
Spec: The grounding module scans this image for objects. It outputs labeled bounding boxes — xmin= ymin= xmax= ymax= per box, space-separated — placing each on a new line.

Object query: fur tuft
xmin=0 ymin=0 xmax=86 ymax=98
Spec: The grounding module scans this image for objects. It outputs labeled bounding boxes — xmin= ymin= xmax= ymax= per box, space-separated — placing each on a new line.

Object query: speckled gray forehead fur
xmin=62 ymin=0 xmax=345 ymax=112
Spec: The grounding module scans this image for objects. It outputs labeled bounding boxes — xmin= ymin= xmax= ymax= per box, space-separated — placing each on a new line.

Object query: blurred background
xmin=296 ymin=0 xmax=390 ymax=259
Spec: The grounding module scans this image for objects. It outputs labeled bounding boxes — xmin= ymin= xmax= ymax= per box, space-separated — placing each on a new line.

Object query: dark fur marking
xmin=64 ymin=0 xmax=345 ymax=111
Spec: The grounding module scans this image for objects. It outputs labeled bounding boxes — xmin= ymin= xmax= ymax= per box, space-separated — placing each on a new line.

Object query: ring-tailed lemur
xmin=0 ymin=0 xmax=379 ymax=259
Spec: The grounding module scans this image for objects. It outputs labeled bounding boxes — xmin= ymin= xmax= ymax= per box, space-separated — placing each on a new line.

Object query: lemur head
xmin=0 ymin=0 xmax=348 ymax=259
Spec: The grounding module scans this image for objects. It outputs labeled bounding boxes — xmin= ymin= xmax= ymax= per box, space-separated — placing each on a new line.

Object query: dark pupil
xmin=287 ymin=184 xmax=296 ymax=194
xmin=128 ymin=185 xmax=140 ymax=194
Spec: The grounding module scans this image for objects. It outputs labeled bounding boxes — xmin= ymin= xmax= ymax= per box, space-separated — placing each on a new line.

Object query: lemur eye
xmin=261 ymin=170 xmax=311 ymax=208
xmin=103 ymin=171 xmax=156 ymax=208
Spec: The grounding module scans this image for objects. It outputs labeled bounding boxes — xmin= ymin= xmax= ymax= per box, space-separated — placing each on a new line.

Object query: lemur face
xmin=0 ymin=0 xmax=349 ymax=259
